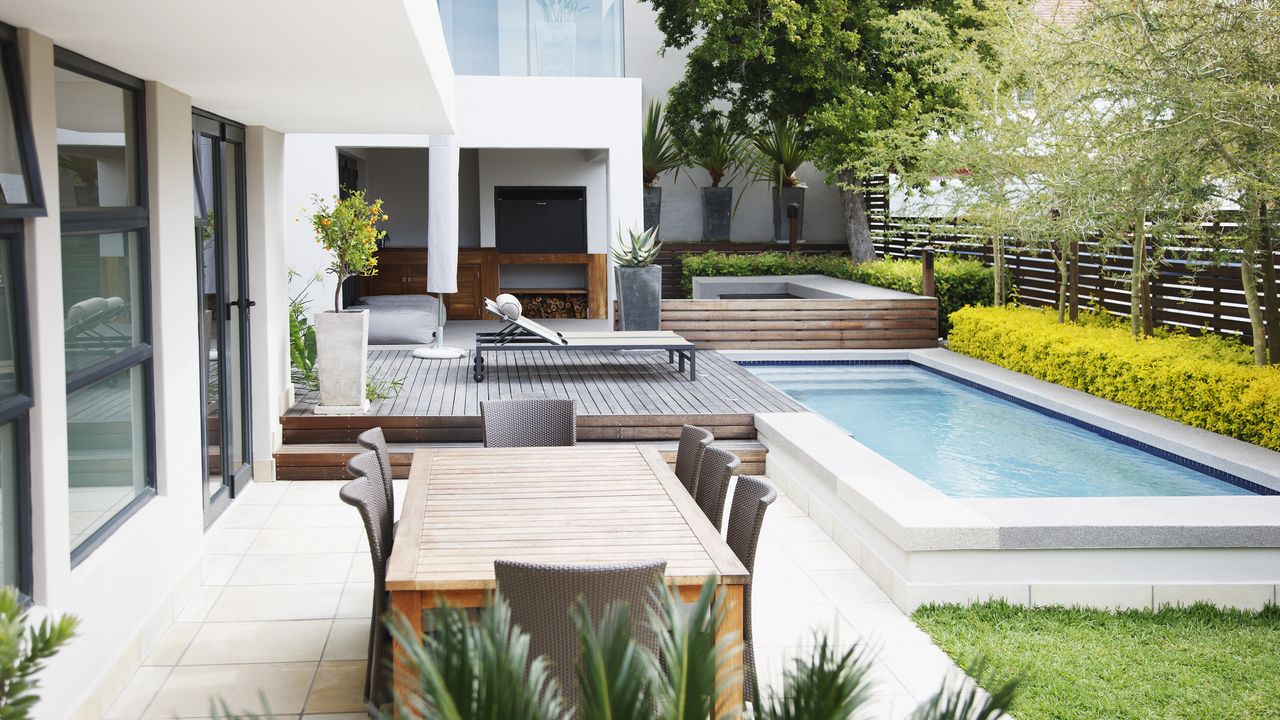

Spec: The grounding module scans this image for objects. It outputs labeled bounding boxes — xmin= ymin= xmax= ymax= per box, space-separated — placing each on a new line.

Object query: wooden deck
xmin=281 ymin=347 xmax=804 ymax=446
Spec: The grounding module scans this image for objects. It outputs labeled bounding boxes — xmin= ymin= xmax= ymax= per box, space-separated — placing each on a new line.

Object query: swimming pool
xmin=746 ymin=363 xmax=1255 ymax=499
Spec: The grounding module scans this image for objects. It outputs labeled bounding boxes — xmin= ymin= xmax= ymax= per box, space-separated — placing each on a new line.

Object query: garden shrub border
xmin=679 ymin=251 xmax=994 ymax=334
xmin=948 ymin=305 xmax=1280 ymax=451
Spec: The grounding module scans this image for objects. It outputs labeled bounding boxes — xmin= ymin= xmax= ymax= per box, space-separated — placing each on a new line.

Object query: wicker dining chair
xmin=674 ymin=424 xmax=714 ymax=498
xmin=356 ymin=426 xmax=394 ymax=519
xmin=494 ymin=559 xmax=666 ymax=712
xmin=481 ymin=398 xmax=577 ymax=447
xmin=340 ymin=451 xmax=393 ymax=711
xmin=725 ymin=474 xmax=778 ymax=706
xmin=694 ymin=446 xmax=741 ymax=531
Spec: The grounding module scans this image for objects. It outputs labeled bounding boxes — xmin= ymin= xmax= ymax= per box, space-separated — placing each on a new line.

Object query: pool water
xmin=748 ymin=364 xmax=1254 ymax=498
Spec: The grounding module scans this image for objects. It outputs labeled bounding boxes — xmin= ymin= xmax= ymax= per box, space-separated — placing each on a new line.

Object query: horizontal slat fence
xmin=658 ymin=298 xmax=939 ymax=350
xmin=872 ymin=216 xmax=1280 ymax=341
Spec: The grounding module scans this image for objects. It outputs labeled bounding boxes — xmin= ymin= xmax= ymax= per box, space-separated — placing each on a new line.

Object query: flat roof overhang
xmin=0 ymin=0 xmax=456 ymax=133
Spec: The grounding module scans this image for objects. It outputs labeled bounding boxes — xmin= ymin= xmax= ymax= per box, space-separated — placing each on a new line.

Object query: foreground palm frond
xmin=648 ymin=579 xmax=735 ymax=720
xmin=573 ymin=599 xmax=658 ymax=720
xmin=754 ymin=636 xmax=876 ymax=720
xmin=909 ymin=659 xmax=1019 ymax=720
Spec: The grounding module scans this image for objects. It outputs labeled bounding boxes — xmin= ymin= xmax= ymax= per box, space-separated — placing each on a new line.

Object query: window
xmin=55 ymin=50 xmax=154 ymax=564
xmin=0 ymin=21 xmax=41 ymax=595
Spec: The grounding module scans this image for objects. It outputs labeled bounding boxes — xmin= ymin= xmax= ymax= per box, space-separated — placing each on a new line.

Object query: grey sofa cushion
xmin=353 ymin=297 xmax=444 ymax=345
xmin=358 ymin=294 xmax=434 ymax=305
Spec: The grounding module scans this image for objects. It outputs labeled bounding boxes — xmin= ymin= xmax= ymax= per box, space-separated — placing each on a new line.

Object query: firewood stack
xmin=518 ymin=294 xmax=589 ymax=319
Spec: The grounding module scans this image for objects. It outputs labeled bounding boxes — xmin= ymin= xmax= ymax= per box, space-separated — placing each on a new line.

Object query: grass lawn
xmin=912 ymin=601 xmax=1280 ymax=720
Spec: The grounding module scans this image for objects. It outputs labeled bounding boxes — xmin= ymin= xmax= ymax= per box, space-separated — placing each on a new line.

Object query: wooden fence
xmin=872 ymin=216 xmax=1280 ymax=341
xmin=657 ymin=298 xmax=939 ymax=350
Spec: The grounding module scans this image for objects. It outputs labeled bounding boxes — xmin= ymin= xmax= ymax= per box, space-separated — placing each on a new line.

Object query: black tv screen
xmin=495 ymin=186 xmax=587 ymax=254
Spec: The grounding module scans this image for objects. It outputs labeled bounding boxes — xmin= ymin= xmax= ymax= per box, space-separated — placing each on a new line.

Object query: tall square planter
xmin=701 ymin=186 xmax=733 ymax=242
xmin=315 ymin=309 xmax=370 ymax=415
xmin=535 ymin=22 xmax=577 ymax=76
xmin=643 ymin=186 xmax=663 ymax=234
xmin=615 ymin=265 xmax=662 ymax=331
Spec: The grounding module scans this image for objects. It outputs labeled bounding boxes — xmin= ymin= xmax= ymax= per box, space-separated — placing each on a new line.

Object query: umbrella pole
xmin=412 ymin=293 xmax=466 ymax=360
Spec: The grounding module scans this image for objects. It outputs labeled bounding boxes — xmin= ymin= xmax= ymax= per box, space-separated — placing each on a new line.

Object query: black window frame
xmin=0 ymin=22 xmax=46 ymax=219
xmin=53 ymin=48 xmax=156 ymax=567
xmin=0 ymin=222 xmax=34 ymax=596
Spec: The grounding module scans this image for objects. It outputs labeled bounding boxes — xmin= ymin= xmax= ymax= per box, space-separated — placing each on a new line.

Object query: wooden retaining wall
xmin=658 ymin=298 xmax=939 ymax=350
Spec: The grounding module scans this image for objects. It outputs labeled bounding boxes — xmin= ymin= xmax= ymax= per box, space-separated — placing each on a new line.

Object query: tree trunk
xmin=1242 ymin=196 xmax=1269 ymax=365
xmin=1259 ymin=200 xmax=1280 ymax=364
xmin=1130 ymin=213 xmax=1146 ymax=338
xmin=992 ymin=232 xmax=1005 ymax=306
xmin=839 ymin=171 xmax=875 ymax=263
xmin=1054 ymin=248 xmax=1069 ymax=323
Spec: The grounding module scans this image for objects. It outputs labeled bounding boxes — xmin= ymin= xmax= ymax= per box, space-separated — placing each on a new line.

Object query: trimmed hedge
xmin=948 ymin=305 xmax=1280 ymax=451
xmin=680 ymin=251 xmax=994 ymax=334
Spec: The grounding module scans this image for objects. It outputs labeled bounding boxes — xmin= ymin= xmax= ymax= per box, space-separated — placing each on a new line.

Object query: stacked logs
xmin=518 ymin=294 xmax=589 ymax=319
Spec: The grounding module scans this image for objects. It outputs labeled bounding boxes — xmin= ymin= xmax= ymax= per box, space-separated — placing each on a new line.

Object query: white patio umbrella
xmin=413 ymin=135 xmax=467 ymax=360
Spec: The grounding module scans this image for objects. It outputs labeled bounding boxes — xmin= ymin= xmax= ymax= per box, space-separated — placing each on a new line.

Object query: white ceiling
xmin=0 ymin=0 xmax=456 ymax=134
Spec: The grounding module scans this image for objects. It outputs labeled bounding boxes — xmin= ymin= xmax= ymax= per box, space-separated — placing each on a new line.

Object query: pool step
xmin=273 ymin=440 xmax=768 ymax=481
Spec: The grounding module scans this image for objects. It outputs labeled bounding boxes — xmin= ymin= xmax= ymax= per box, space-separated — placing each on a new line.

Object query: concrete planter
xmin=315 ymin=309 xmax=370 ymax=415
xmin=701 ymin=186 xmax=733 ymax=242
xmin=615 ymin=265 xmax=662 ymax=331
xmin=534 ymin=22 xmax=577 ymax=76
xmin=643 ymin=186 xmax=662 ymax=234
xmin=771 ymin=186 xmax=806 ymax=243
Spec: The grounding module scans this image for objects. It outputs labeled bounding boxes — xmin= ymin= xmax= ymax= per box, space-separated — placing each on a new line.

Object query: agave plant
xmin=536 ymin=0 xmax=587 ymax=23
xmin=688 ymin=113 xmax=749 ymax=188
xmin=750 ymin=117 xmax=809 ymax=188
xmin=643 ymin=99 xmax=685 ymax=187
xmin=611 ymin=226 xmax=662 ymax=267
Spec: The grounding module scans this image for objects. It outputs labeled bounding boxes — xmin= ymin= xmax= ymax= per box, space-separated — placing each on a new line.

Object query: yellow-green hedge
xmin=947 ymin=306 xmax=1280 ymax=452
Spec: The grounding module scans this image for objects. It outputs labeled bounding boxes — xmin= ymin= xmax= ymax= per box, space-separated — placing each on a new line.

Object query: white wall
xmin=246 ymin=127 xmax=288 ymax=476
xmin=622 ymin=0 xmax=847 ymax=245
xmin=365 ymin=147 xmax=430 ymax=248
xmin=19 ymin=31 xmax=208 ymax=719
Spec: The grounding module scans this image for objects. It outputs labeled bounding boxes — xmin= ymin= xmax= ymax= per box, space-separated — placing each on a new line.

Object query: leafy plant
xmin=612 ymin=226 xmax=662 ymax=268
xmin=948 ymin=305 xmax=1280 ymax=450
xmin=536 ymin=0 xmax=587 ymax=23
xmin=687 ymin=113 xmax=748 ymax=188
xmin=643 ymin=100 xmax=685 ymax=187
xmin=305 ymin=189 xmax=387 ymax=313
xmin=754 ymin=637 xmax=875 ymax=720
xmin=0 ymin=587 xmax=78 ymax=719
xmin=749 ymin=117 xmax=808 ymax=188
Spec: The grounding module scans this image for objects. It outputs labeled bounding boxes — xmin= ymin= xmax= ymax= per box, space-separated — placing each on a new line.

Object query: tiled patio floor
xmin=102 ymin=478 xmax=964 ymax=719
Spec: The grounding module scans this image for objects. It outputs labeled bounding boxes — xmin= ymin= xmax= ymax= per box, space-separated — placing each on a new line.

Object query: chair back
xmin=481 ymin=398 xmax=577 ymax=447
xmin=724 ymin=474 xmax=777 ymax=706
xmin=694 ymin=446 xmax=740 ymax=530
xmin=494 ymin=559 xmax=666 ymax=712
xmin=674 ymin=424 xmax=714 ymax=497
xmin=341 ymin=451 xmax=393 ymax=708
xmin=356 ymin=426 xmax=394 ymax=516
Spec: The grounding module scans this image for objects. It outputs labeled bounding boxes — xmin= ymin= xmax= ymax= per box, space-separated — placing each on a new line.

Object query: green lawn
xmin=912 ymin=601 xmax=1280 ymax=720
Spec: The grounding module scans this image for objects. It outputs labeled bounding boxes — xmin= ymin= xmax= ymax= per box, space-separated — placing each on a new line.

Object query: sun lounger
xmin=473 ymin=298 xmax=697 ymax=382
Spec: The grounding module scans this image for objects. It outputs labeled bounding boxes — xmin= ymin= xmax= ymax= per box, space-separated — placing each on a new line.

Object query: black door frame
xmin=193 ymin=110 xmax=252 ymax=525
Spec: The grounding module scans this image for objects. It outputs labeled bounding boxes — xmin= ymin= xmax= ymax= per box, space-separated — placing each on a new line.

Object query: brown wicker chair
xmin=725 ymin=474 xmax=778 ymax=706
xmin=356 ymin=426 xmax=394 ymax=518
xmin=674 ymin=424 xmax=714 ymax=498
xmin=340 ymin=451 xmax=393 ymax=711
xmin=481 ymin=398 xmax=577 ymax=448
xmin=494 ymin=559 xmax=666 ymax=712
xmin=694 ymin=446 xmax=740 ymax=531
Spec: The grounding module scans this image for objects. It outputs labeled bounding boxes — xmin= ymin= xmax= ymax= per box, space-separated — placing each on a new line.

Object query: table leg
xmin=391 ymin=590 xmax=424 ymax=719
xmin=715 ymin=583 xmax=745 ymax=716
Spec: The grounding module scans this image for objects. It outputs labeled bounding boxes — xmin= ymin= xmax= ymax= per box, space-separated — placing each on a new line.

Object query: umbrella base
xmin=413 ymin=347 xmax=467 ymax=360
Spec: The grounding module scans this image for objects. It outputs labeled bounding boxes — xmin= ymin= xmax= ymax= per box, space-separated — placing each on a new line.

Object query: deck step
xmin=273 ymin=440 xmax=768 ymax=481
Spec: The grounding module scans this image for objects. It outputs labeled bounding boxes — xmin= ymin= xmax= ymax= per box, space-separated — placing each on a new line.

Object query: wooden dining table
xmin=386 ymin=444 xmax=750 ymax=713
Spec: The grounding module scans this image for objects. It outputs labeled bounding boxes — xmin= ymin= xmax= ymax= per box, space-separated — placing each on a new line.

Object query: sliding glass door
xmin=193 ymin=111 xmax=251 ymax=524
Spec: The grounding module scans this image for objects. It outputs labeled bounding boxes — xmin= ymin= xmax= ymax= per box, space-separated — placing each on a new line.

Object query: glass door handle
xmin=227 ymin=299 xmax=257 ymax=310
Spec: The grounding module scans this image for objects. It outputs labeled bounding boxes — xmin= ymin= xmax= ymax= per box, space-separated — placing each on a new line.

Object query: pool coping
xmin=727 ymin=348 xmax=1280 ymax=551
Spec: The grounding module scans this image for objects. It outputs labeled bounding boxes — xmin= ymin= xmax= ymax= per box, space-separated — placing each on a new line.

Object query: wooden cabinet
xmin=359 ymin=248 xmax=609 ymax=320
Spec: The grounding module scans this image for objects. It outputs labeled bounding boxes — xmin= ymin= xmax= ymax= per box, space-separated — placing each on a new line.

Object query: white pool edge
xmin=731 ymin=348 xmax=1280 ymax=612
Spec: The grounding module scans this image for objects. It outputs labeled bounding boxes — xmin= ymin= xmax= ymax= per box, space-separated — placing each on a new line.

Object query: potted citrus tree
xmin=687 ymin=112 xmax=748 ymax=242
xmin=612 ymin=225 xmax=662 ymax=331
xmin=752 ymin=117 xmax=809 ymax=243
xmin=308 ymin=190 xmax=386 ymax=414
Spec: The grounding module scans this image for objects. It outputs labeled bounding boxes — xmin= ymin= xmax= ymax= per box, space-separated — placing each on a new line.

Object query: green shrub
xmin=948 ymin=305 xmax=1280 ymax=451
xmin=680 ymin=251 xmax=995 ymax=334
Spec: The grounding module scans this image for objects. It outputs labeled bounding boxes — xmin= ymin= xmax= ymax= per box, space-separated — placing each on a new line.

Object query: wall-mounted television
xmin=495 ymin=186 xmax=587 ymax=254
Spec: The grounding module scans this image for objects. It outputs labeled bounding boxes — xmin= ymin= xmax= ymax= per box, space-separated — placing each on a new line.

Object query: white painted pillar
xmin=246 ymin=127 xmax=287 ymax=478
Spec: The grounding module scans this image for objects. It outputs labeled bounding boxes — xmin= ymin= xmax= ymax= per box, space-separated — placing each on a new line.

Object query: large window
xmin=55 ymin=50 xmax=154 ymax=564
xmin=0 ymin=22 xmax=44 ymax=595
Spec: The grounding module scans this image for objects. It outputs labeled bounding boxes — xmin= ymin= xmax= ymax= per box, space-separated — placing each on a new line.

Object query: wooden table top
xmin=386 ymin=445 xmax=749 ymax=592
